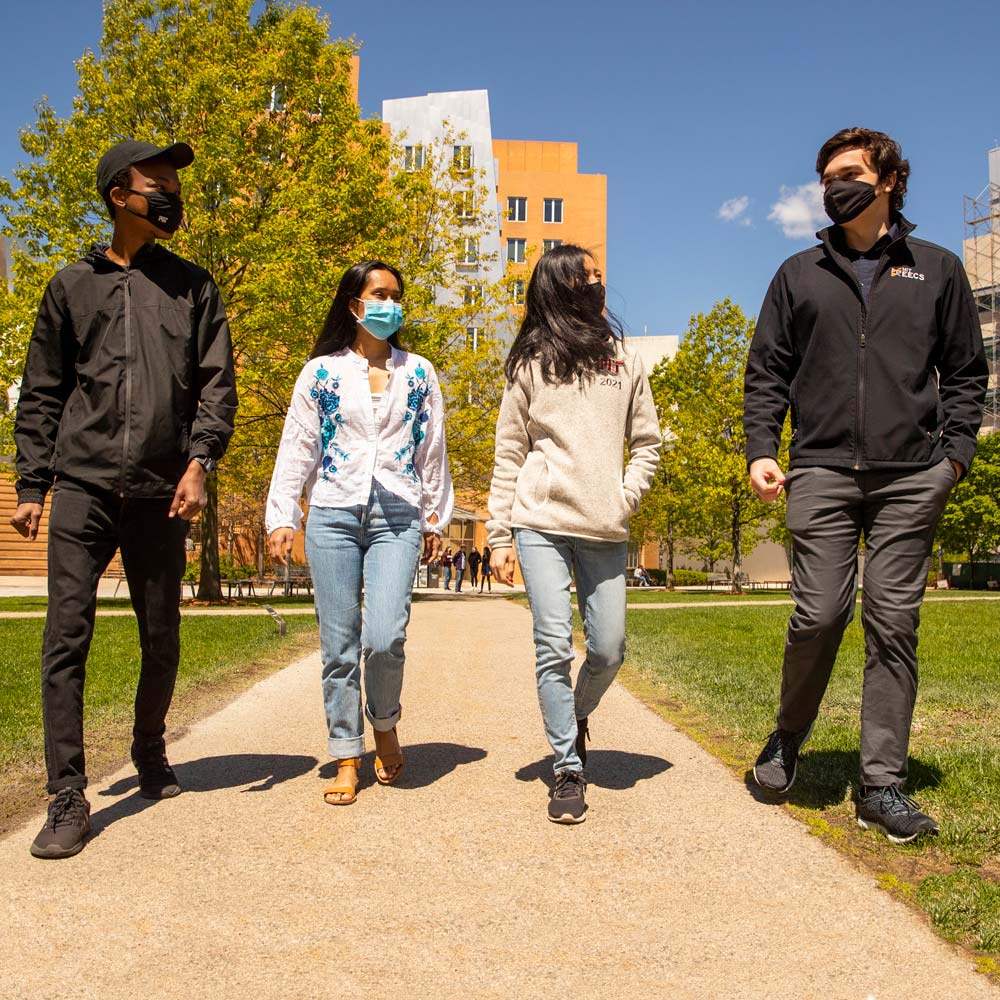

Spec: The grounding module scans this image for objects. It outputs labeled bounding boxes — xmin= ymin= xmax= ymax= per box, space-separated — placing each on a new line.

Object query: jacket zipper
xmin=120 ymin=268 xmax=133 ymax=496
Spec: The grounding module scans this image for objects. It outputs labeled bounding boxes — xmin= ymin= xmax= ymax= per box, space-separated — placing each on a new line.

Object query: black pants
xmin=777 ymin=460 xmax=955 ymax=787
xmin=469 ymin=565 xmax=480 ymax=588
xmin=42 ymin=479 xmax=188 ymax=793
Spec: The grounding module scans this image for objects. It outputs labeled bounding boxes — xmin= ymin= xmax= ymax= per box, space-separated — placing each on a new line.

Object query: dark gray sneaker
xmin=132 ymin=742 xmax=182 ymax=800
xmin=548 ymin=769 xmax=587 ymax=824
xmin=752 ymin=723 xmax=814 ymax=794
xmin=856 ymin=785 xmax=939 ymax=844
xmin=575 ymin=717 xmax=590 ymax=768
xmin=30 ymin=788 xmax=91 ymax=859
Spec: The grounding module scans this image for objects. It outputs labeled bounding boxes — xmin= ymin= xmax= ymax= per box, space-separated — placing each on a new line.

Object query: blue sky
xmin=2 ymin=0 xmax=998 ymax=336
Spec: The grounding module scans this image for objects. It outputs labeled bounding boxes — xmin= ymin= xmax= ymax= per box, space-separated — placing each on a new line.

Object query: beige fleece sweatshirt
xmin=487 ymin=341 xmax=662 ymax=548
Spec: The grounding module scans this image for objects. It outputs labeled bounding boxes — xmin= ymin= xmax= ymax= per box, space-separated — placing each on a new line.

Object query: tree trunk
xmin=666 ymin=518 xmax=675 ymax=589
xmin=730 ymin=495 xmax=743 ymax=595
xmin=196 ymin=473 xmax=224 ymax=602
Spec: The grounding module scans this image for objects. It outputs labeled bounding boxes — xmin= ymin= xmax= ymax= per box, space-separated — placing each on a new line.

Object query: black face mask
xmin=126 ymin=189 xmax=185 ymax=234
xmin=580 ymin=281 xmax=606 ymax=313
xmin=823 ymin=178 xmax=878 ymax=225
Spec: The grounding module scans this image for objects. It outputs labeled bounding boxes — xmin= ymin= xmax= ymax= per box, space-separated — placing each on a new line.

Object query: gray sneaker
xmin=857 ymin=785 xmax=939 ymax=844
xmin=548 ymin=770 xmax=587 ymax=824
xmin=752 ymin=723 xmax=814 ymax=794
xmin=30 ymin=788 xmax=91 ymax=859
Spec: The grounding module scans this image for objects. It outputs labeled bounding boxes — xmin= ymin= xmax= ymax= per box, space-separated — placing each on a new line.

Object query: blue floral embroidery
xmin=310 ymin=365 xmax=350 ymax=479
xmin=394 ymin=365 xmax=431 ymax=481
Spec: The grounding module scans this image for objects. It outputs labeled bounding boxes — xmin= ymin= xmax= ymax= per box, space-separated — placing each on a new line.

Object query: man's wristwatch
xmin=192 ymin=456 xmax=216 ymax=474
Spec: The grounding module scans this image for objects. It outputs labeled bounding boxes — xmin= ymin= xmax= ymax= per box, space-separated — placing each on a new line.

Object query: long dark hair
xmin=504 ymin=244 xmax=622 ymax=383
xmin=310 ymin=260 xmax=405 ymax=359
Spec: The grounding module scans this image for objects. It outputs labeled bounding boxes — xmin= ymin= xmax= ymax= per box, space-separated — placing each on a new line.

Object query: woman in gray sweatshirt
xmin=487 ymin=245 xmax=661 ymax=824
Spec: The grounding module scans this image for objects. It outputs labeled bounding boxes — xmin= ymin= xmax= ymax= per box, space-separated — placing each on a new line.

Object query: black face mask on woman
xmin=579 ymin=281 xmax=606 ymax=314
xmin=126 ymin=188 xmax=185 ymax=234
xmin=823 ymin=178 xmax=878 ymax=225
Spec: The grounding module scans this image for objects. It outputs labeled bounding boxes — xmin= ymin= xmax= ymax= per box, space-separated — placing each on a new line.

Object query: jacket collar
xmin=817 ymin=213 xmax=916 ymax=260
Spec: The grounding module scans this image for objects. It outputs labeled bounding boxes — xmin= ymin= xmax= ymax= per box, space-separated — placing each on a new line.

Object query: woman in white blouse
xmin=266 ymin=261 xmax=454 ymax=805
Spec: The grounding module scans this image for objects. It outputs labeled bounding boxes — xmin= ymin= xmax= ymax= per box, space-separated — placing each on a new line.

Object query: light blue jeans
xmin=514 ymin=529 xmax=628 ymax=774
xmin=305 ymin=482 xmax=422 ymax=759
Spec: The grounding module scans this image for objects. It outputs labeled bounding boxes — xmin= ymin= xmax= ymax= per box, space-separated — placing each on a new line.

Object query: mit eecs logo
xmin=890 ymin=266 xmax=924 ymax=281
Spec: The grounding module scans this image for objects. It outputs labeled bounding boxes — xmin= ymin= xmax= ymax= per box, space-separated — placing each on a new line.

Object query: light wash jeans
xmin=305 ymin=482 xmax=422 ymax=759
xmin=514 ymin=529 xmax=627 ymax=774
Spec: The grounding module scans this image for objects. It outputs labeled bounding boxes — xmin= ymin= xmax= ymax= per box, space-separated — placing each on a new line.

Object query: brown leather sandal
xmin=374 ymin=729 xmax=404 ymax=786
xmin=323 ymin=758 xmax=360 ymax=805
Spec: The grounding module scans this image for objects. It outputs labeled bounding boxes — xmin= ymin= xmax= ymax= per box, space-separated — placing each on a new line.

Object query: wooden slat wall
xmin=0 ymin=479 xmax=49 ymax=576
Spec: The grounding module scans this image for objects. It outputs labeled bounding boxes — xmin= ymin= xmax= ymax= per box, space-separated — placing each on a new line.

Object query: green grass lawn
xmin=0 ymin=613 xmax=319 ymax=832
xmin=616 ymin=601 xmax=1000 ymax=963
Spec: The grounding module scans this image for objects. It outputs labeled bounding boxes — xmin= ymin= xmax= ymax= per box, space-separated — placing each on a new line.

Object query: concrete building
xmin=494 ymin=139 xmax=607 ymax=297
xmin=382 ymin=89 xmax=610 ymax=570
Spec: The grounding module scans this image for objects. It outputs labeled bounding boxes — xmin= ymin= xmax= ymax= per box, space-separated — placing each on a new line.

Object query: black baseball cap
xmin=96 ymin=139 xmax=195 ymax=197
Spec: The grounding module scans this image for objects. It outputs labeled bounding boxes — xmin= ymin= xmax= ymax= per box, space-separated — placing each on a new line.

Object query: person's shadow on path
xmin=90 ymin=753 xmax=319 ymax=837
xmin=318 ymin=741 xmax=487 ymax=790
xmin=515 ymin=750 xmax=672 ymax=791
xmin=743 ymin=749 xmax=943 ymax=809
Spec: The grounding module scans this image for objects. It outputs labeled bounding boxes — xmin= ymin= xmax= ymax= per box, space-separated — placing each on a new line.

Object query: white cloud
xmin=718 ymin=195 xmax=751 ymax=225
xmin=768 ymin=182 xmax=826 ymax=239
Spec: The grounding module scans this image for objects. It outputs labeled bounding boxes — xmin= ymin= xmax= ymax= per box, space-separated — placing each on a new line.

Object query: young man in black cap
xmin=743 ymin=128 xmax=988 ymax=843
xmin=11 ymin=139 xmax=237 ymax=859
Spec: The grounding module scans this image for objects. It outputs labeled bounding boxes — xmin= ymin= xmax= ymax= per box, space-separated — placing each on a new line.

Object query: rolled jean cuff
xmin=365 ymin=703 xmax=402 ymax=732
xmin=327 ymin=735 xmax=365 ymax=759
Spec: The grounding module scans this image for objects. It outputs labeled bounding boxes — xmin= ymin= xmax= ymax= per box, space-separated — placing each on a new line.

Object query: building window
xmin=511 ymin=279 xmax=525 ymax=305
xmin=403 ymin=145 xmax=426 ymax=171
xmin=543 ymin=239 xmax=563 ymax=253
xmin=459 ymin=237 xmax=478 ymax=266
xmin=453 ymin=145 xmax=473 ymax=172
xmin=268 ymin=85 xmax=286 ymax=112
xmin=543 ymin=198 xmax=563 ymax=223
xmin=455 ymin=190 xmax=475 ymax=220
xmin=463 ymin=283 xmax=483 ymax=305
xmin=506 ymin=238 xmax=526 ymax=264
xmin=506 ymin=196 xmax=527 ymax=222
xmin=465 ymin=326 xmax=482 ymax=351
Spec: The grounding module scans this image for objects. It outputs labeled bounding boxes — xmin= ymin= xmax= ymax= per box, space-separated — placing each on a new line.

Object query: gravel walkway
xmin=1 ymin=598 xmax=993 ymax=999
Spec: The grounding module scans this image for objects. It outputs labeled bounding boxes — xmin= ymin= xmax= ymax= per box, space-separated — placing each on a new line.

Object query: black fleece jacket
xmin=744 ymin=216 xmax=988 ymax=475
xmin=14 ymin=243 xmax=237 ymax=504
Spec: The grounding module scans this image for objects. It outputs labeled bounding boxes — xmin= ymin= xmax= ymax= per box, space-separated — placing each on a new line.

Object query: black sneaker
xmin=752 ymin=723 xmax=814 ymax=794
xmin=856 ymin=785 xmax=939 ymax=844
xmin=132 ymin=742 xmax=182 ymax=800
xmin=548 ymin=769 xmax=587 ymax=824
xmin=30 ymin=788 xmax=91 ymax=859
xmin=575 ymin=717 xmax=590 ymax=768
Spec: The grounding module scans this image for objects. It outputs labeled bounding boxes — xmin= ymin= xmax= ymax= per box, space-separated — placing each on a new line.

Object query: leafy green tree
xmin=649 ymin=299 xmax=787 ymax=592
xmin=0 ymin=0 xmax=510 ymax=596
xmin=936 ymin=431 xmax=1000 ymax=584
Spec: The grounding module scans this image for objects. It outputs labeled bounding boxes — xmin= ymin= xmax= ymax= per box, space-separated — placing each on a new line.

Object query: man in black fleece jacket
xmin=11 ymin=139 xmax=237 ymax=859
xmin=743 ymin=127 xmax=987 ymax=844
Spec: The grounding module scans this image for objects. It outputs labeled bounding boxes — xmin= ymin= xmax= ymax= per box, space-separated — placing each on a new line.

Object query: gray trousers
xmin=777 ymin=459 xmax=956 ymax=787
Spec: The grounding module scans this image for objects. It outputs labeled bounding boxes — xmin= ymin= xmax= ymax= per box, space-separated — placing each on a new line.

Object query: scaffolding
xmin=963 ymin=171 xmax=1000 ymax=434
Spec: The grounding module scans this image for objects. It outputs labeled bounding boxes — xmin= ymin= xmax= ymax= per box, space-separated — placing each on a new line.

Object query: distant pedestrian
xmin=441 ymin=547 xmax=454 ymax=590
xmin=12 ymin=139 xmax=237 ymax=860
xmin=479 ymin=546 xmax=492 ymax=593
xmin=453 ymin=547 xmax=467 ymax=592
xmin=487 ymin=245 xmax=660 ymax=824
xmin=267 ymin=260 xmax=454 ymax=807
xmin=633 ymin=565 xmax=652 ymax=587
xmin=743 ymin=127 xmax=988 ymax=843
xmin=468 ymin=547 xmax=482 ymax=589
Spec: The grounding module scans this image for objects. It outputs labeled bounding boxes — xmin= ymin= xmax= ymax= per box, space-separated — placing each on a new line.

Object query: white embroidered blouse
xmin=265 ymin=347 xmax=454 ymax=535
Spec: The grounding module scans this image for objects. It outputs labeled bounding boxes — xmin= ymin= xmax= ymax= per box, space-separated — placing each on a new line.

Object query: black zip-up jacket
xmin=14 ymin=243 xmax=237 ymax=504
xmin=744 ymin=216 xmax=988 ymax=475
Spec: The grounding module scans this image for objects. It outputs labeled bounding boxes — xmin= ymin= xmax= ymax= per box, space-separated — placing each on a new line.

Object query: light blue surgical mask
xmin=356 ymin=298 xmax=403 ymax=340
